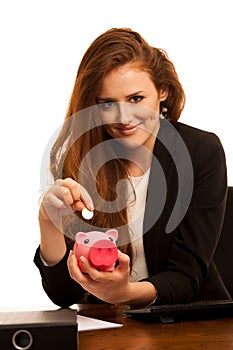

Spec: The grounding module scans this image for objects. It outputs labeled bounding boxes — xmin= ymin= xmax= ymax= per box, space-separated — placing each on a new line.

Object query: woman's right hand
xmin=39 ymin=177 xmax=94 ymax=230
xmin=39 ymin=178 xmax=94 ymax=265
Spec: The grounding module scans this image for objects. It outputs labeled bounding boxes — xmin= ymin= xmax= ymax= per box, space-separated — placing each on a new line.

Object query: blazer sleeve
xmin=34 ymin=245 xmax=87 ymax=307
xmin=145 ymin=131 xmax=228 ymax=304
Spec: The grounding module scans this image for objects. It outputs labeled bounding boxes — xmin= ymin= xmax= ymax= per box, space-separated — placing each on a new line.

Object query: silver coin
xmin=82 ymin=208 xmax=94 ymax=220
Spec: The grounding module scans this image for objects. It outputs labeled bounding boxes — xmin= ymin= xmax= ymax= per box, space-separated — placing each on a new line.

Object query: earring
xmin=160 ymin=106 xmax=168 ymax=118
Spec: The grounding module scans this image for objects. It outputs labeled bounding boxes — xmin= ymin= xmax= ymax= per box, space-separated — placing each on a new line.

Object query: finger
xmin=53 ymin=179 xmax=83 ymax=212
xmin=60 ymin=178 xmax=94 ymax=211
xmin=67 ymin=251 xmax=89 ymax=283
xmin=116 ymin=250 xmax=130 ymax=271
xmin=42 ymin=192 xmax=66 ymax=209
xmin=79 ymin=184 xmax=94 ymax=211
xmin=79 ymin=256 xmax=105 ymax=282
xmin=59 ymin=178 xmax=81 ymax=203
xmin=71 ymin=200 xmax=86 ymax=212
xmin=51 ymin=181 xmax=74 ymax=206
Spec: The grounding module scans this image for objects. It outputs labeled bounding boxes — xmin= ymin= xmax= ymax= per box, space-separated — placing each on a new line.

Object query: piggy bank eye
xmin=84 ymin=239 xmax=89 ymax=244
xmin=109 ymin=237 xmax=114 ymax=242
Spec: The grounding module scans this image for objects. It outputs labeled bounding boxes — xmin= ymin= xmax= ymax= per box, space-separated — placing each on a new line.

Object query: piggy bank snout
xmin=89 ymin=239 xmax=118 ymax=269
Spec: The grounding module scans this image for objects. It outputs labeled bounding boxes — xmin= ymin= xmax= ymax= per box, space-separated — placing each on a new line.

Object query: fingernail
xmin=69 ymin=251 xmax=76 ymax=260
xmin=87 ymin=203 xmax=94 ymax=211
xmin=80 ymin=256 xmax=85 ymax=264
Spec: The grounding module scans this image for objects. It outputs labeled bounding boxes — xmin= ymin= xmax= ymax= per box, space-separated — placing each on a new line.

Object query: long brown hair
xmin=49 ymin=28 xmax=185 ymax=257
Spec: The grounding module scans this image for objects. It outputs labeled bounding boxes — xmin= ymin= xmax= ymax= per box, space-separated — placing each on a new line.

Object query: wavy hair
xmin=49 ymin=28 xmax=185 ymax=257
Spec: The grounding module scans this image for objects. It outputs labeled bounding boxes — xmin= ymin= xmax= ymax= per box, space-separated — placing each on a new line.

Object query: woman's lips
xmin=116 ymin=123 xmax=143 ymax=136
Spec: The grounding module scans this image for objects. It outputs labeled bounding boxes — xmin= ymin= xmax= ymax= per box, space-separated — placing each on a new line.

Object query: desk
xmin=77 ymin=304 xmax=233 ymax=350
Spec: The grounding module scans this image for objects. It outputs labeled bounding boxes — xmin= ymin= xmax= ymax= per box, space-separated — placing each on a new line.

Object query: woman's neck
xmin=127 ymin=153 xmax=152 ymax=177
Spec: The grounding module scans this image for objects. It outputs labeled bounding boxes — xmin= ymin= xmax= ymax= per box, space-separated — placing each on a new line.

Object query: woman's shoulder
xmin=175 ymin=121 xmax=223 ymax=153
xmin=173 ymin=122 xmax=226 ymax=176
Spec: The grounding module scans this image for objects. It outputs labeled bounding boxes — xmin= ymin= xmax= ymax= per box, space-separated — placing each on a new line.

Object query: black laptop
xmin=126 ymin=300 xmax=233 ymax=323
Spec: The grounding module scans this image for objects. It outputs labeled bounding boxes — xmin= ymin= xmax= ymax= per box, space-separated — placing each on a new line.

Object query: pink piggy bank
xmin=73 ymin=229 xmax=118 ymax=273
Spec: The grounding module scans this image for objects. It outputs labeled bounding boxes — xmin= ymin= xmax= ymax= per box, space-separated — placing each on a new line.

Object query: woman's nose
xmin=116 ymin=102 xmax=132 ymax=124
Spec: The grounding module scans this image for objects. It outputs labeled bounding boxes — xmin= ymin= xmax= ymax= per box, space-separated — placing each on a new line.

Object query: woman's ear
xmin=159 ymin=89 xmax=169 ymax=102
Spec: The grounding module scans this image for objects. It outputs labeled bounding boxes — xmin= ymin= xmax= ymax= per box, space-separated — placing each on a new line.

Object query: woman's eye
xmin=130 ymin=96 xmax=143 ymax=103
xmin=98 ymin=101 xmax=115 ymax=111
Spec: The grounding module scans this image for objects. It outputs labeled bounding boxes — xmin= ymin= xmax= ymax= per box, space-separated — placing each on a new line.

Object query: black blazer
xmin=34 ymin=121 xmax=231 ymax=307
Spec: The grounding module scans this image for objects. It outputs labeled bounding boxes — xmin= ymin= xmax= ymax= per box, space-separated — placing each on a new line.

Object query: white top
xmin=127 ymin=169 xmax=150 ymax=282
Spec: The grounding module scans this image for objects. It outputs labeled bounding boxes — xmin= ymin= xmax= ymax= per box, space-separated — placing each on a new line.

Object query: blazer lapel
xmin=143 ymin=119 xmax=180 ymax=275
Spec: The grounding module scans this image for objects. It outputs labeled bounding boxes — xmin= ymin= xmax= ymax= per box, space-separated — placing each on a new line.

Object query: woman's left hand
xmin=67 ymin=249 xmax=132 ymax=304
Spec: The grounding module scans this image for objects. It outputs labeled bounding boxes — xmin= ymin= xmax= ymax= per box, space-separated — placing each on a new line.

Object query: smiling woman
xmin=96 ymin=65 xmax=167 ymax=153
xmin=34 ymin=27 xmax=231 ymax=309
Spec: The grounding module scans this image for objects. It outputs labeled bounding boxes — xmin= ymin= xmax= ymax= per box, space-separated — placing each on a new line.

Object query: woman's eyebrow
xmin=97 ymin=91 xmax=145 ymax=102
xmin=96 ymin=97 xmax=114 ymax=102
xmin=126 ymin=90 xmax=145 ymax=98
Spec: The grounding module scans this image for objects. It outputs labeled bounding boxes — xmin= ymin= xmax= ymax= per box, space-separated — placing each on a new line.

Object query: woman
xmin=34 ymin=28 xmax=231 ymax=308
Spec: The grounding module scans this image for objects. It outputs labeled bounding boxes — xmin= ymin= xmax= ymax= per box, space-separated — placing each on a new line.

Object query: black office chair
xmin=214 ymin=187 xmax=233 ymax=298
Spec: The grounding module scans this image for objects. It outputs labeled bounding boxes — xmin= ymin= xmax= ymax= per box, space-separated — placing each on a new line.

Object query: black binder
xmin=0 ymin=308 xmax=78 ymax=350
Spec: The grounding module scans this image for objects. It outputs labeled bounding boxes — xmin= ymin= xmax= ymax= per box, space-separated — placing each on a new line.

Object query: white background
xmin=0 ymin=0 xmax=232 ymax=309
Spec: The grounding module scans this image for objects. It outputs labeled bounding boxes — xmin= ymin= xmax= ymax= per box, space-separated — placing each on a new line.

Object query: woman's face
xmin=97 ymin=64 xmax=167 ymax=152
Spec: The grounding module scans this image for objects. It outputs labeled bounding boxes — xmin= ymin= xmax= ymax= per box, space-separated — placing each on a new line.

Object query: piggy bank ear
xmin=75 ymin=232 xmax=87 ymax=243
xmin=106 ymin=229 xmax=118 ymax=241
